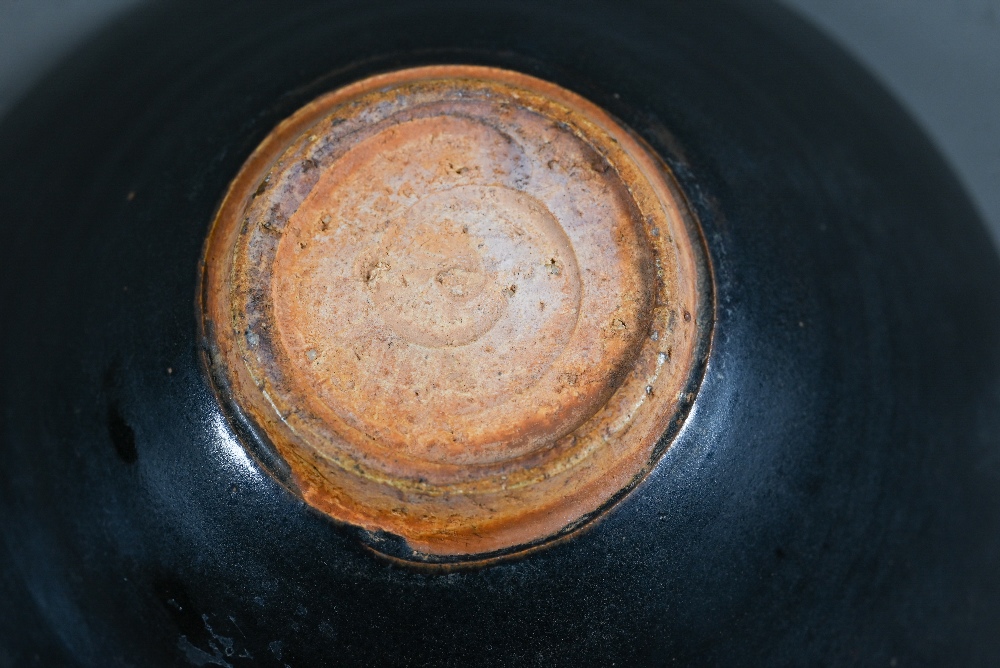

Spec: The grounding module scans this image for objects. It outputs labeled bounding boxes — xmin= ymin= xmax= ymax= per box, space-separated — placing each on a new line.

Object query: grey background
xmin=1 ymin=0 xmax=999 ymax=247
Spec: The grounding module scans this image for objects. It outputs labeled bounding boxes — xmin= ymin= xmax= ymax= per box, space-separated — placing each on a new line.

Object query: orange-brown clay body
xmin=201 ymin=66 xmax=711 ymax=557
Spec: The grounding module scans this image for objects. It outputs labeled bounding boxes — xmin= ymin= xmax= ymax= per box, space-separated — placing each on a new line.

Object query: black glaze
xmin=2 ymin=1 xmax=999 ymax=665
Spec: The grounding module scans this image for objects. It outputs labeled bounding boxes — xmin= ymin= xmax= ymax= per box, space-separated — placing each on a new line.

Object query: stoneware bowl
xmin=2 ymin=1 xmax=999 ymax=665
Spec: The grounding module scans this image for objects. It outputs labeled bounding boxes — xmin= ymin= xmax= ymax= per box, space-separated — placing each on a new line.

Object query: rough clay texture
xmin=202 ymin=66 xmax=710 ymax=558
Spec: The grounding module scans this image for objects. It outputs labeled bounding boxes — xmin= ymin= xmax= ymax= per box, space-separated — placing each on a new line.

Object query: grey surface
xmin=788 ymin=0 xmax=1000 ymax=247
xmin=1 ymin=0 xmax=999 ymax=245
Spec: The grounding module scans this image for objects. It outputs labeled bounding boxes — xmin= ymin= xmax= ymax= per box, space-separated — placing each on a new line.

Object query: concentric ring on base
xmin=200 ymin=65 xmax=712 ymax=561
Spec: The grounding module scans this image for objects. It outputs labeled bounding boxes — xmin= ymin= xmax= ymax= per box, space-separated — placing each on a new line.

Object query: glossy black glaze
xmin=2 ymin=1 xmax=999 ymax=665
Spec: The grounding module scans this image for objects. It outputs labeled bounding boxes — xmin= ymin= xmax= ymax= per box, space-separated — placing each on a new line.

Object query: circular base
xmin=201 ymin=66 xmax=711 ymax=559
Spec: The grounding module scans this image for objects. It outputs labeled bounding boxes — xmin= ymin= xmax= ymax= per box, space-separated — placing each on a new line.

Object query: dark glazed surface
xmin=1 ymin=1 xmax=999 ymax=665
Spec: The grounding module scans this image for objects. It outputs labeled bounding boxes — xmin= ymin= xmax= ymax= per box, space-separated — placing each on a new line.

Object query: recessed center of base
xmin=362 ymin=184 xmax=576 ymax=352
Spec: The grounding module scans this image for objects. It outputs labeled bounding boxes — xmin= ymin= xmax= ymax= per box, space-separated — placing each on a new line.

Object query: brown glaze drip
xmin=201 ymin=66 xmax=711 ymax=559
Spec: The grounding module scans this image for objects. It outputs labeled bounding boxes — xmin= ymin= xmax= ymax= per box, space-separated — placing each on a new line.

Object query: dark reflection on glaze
xmin=106 ymin=403 xmax=137 ymax=464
